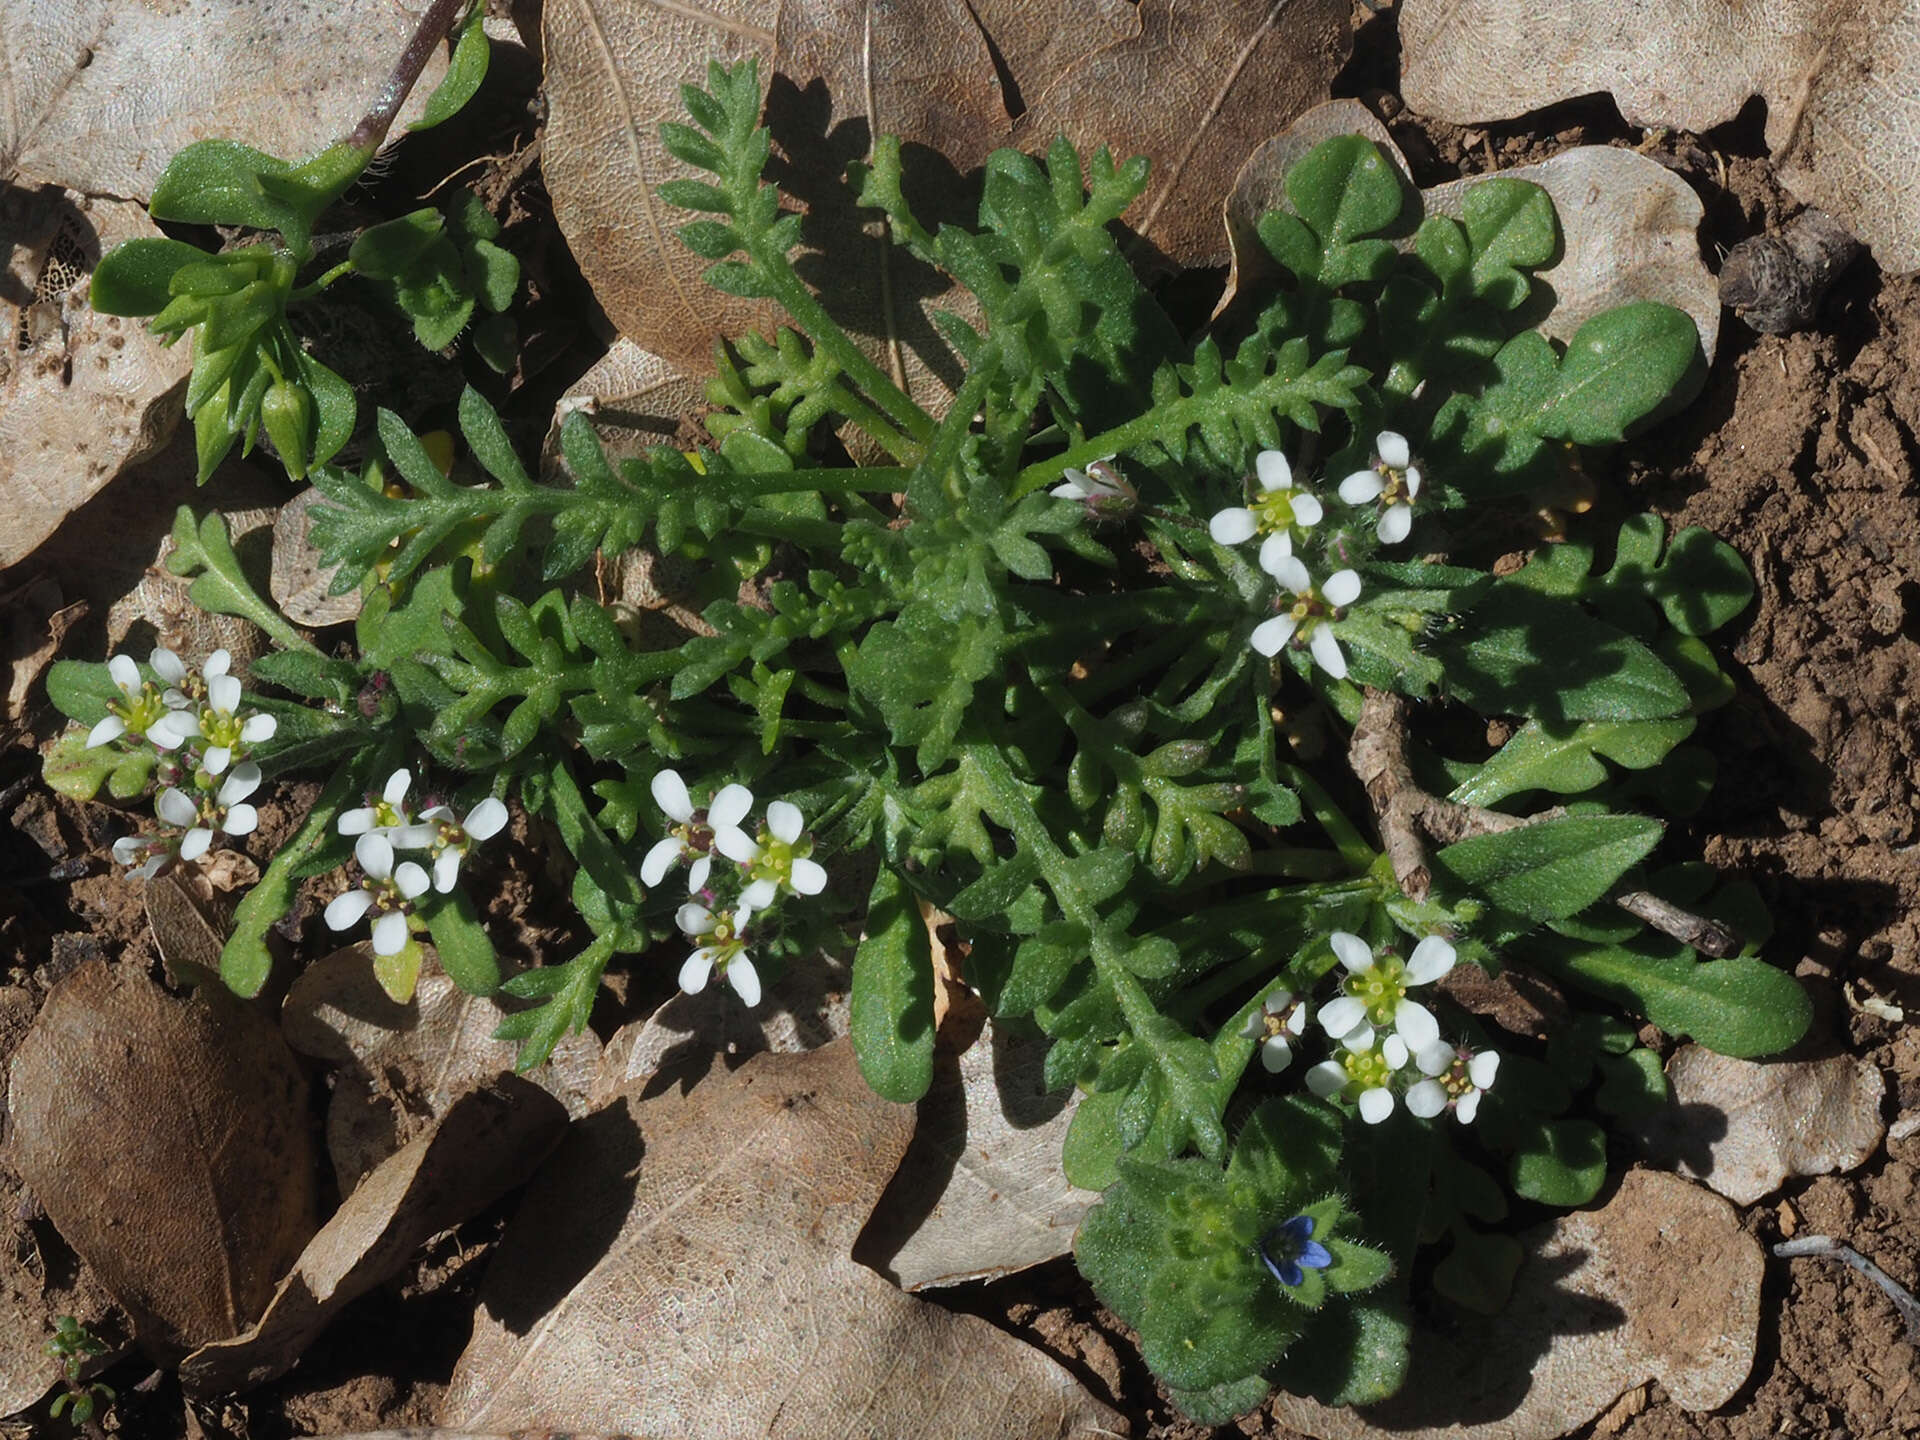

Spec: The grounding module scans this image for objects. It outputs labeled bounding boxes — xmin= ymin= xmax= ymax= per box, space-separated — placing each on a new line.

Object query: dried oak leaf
xmin=1272 ymin=1169 xmax=1760 ymax=1440
xmin=440 ymin=1038 xmax=1126 ymax=1439
xmin=1636 ymin=1044 xmax=1887 ymax=1206
xmin=271 ymin=488 xmax=363 ymax=627
xmin=0 ymin=186 xmax=191 ymax=569
xmin=177 ymin=1076 xmax=569 ymax=1397
xmin=1398 ymin=0 xmax=1920 ymax=274
xmin=0 ymin=0 xmax=450 ymax=199
xmin=283 ymin=945 xmax=600 ymax=1194
xmin=4 ymin=962 xmax=317 ymax=1359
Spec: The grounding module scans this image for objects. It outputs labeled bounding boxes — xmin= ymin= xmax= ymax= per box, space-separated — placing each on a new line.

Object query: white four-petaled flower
xmin=149 ymin=651 xmax=276 ymax=773
xmin=1240 ymin=987 xmax=1311 ymax=1073
xmin=1339 ymin=430 xmax=1422 ymax=545
xmin=675 ymin=901 xmax=760 ymax=1006
xmin=1406 ymin=1042 xmax=1500 ymax=1123
xmin=1209 ymin=450 xmax=1325 ymax=578
xmin=1315 ymin=932 xmax=1457 ymax=1053
xmin=1249 ymin=557 xmax=1362 ymax=678
xmin=155 ymin=762 xmax=262 ymax=861
xmin=1050 ymin=457 xmax=1137 ymax=513
xmin=87 ymin=648 xmax=189 ymax=749
xmin=338 ymin=768 xmax=434 ymax=846
xmin=323 ymin=833 xmax=430 ymax=956
xmin=1305 ymin=1029 xmax=1411 ymax=1124
xmin=720 ymin=800 xmax=829 ymax=910
xmin=641 ymin=769 xmax=754 ymax=893
xmin=418 ymin=797 xmax=509 ymax=892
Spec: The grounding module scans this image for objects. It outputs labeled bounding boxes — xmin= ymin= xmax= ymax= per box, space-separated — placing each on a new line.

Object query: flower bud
xmin=261 ymin=379 xmax=313 ymax=479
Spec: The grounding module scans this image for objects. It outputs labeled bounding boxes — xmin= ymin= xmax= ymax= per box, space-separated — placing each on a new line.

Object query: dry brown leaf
xmin=1 ymin=0 xmax=450 ymax=199
xmin=4 ymin=962 xmax=317 ymax=1358
xmin=104 ymin=502 xmax=278 ymax=674
xmin=177 ymin=1076 xmax=569 ymax=1397
xmin=1223 ymin=103 xmax=1720 ymax=361
xmin=270 ymin=488 xmax=363 ymax=627
xmin=1 ymin=573 xmax=84 ymax=728
xmin=1272 ymin=1169 xmax=1760 ymax=1440
xmin=1399 ymin=0 xmax=1920 ymax=274
xmin=282 ymin=945 xmax=600 ymax=1193
xmin=441 ymin=1039 xmax=1126 ymax=1438
xmin=0 ymin=187 xmax=191 ymax=569
xmin=1636 ymin=1045 xmax=1887 ymax=1206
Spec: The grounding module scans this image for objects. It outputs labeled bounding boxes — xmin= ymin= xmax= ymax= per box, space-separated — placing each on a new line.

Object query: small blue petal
xmin=1279 ymin=1214 xmax=1315 ymax=1244
xmin=1299 ymin=1240 xmax=1333 ymax=1270
xmin=1261 ymin=1250 xmax=1305 ymax=1287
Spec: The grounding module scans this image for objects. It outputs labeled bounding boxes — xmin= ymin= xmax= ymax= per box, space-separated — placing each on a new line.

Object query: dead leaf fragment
xmin=1398 ymin=0 xmax=1920 ymax=273
xmin=1272 ymin=1169 xmax=1761 ymax=1440
xmin=178 ymin=1076 xmax=568 ymax=1397
xmin=442 ymin=1039 xmax=1125 ymax=1439
xmin=271 ymin=488 xmax=363 ymax=626
xmin=5 ymin=963 xmax=317 ymax=1358
xmin=1637 ymin=1045 xmax=1887 ymax=1206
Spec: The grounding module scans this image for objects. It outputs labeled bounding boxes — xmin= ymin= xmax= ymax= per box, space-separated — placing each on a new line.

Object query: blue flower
xmin=1260 ymin=1214 xmax=1333 ymax=1288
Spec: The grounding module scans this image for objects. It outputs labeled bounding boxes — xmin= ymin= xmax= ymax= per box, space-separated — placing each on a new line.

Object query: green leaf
xmin=1509 ymin=1117 xmax=1607 ymax=1205
xmin=42 ymin=731 xmax=122 ymax=802
xmin=350 ymin=209 xmax=446 ymax=277
xmin=295 ymin=351 xmax=357 ymax=468
xmin=1544 ymin=302 xmax=1700 ymax=444
xmin=412 ymin=4 xmax=490 ymax=130
xmin=850 ymin=867 xmax=936 ymax=1103
xmin=1284 ymin=135 xmax=1404 ymax=286
xmin=1595 ymin=1047 xmax=1670 ymax=1119
xmin=495 ymin=935 xmax=615 ymax=1071
xmin=1651 ymin=526 xmax=1755 ymax=637
xmin=1432 ymin=1226 xmax=1523 ymax=1313
xmin=90 ymin=238 xmax=210 ymax=316
xmin=1462 ymin=177 xmax=1558 ymax=309
xmin=1432 ymin=814 xmax=1664 ymax=921
xmin=45 ymin=660 xmax=120 ymax=724
xmin=417 ymin=885 xmax=500 ymax=994
xmin=1266 ymin=1295 xmax=1412 ymax=1407
xmin=1448 ymin=715 xmax=1697 ymax=808
xmin=1165 ymin=1375 xmax=1272 ymax=1427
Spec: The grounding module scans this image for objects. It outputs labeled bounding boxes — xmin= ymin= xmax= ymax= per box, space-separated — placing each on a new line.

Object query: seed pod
xmin=260 ymin=379 xmax=313 ymax=479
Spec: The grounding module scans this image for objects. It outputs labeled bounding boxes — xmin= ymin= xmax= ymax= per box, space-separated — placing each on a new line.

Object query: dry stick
xmin=1774 ymin=1237 xmax=1920 ymax=1345
xmin=1347 ymin=688 xmax=1738 ymax=956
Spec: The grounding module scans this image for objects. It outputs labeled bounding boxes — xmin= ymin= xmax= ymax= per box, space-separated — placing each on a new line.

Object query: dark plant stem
xmin=346 ymin=0 xmax=471 ymax=152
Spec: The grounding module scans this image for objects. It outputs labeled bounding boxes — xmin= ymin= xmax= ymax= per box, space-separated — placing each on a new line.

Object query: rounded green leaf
xmin=89 ymin=238 xmax=212 ymax=316
xmin=1545 ymin=302 xmax=1700 ymax=445
xmin=1510 ymin=1117 xmax=1607 ymax=1205
xmin=850 ymin=867 xmax=936 ymax=1103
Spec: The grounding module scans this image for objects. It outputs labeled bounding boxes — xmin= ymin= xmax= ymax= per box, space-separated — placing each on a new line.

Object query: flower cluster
xmin=89 ymin=648 xmax=278 ymax=876
xmin=645 ymin=769 xmax=828 ymax=1007
xmin=322 ymin=767 xmax=507 ymax=954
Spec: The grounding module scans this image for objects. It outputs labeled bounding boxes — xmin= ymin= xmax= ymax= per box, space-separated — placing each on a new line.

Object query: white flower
xmin=1339 ymin=430 xmax=1422 ymax=545
xmin=112 ymin=833 xmax=174 ymax=879
xmin=719 ymin=800 xmax=829 ymax=910
xmin=86 ymin=648 xmax=189 ymax=749
xmin=417 ymin=796 xmax=509 ymax=892
xmin=1306 ymin=1029 xmax=1411 ymax=1124
xmin=1249 ymin=557 xmax=1362 ymax=678
xmin=149 ymin=651 xmax=276 ymax=772
xmin=640 ymin=769 xmax=753 ymax=893
xmin=1315 ymin=932 xmax=1457 ymax=1053
xmin=675 ymin=901 xmax=760 ymax=1006
xmin=1050 ymin=457 xmax=1137 ymax=513
xmin=1209 ymin=449 xmax=1325 ymax=578
xmin=1240 ymin=987 xmax=1311 ymax=1073
xmin=1406 ymin=1043 xmax=1500 ymax=1123
xmin=155 ymin=762 xmax=262 ymax=862
xmin=323 ymin=832 xmax=430 ymax=955
xmin=338 ymin=768 xmax=434 ymax=846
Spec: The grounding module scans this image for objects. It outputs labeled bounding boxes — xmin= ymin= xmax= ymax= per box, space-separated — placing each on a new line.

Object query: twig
xmin=1774 ymin=1236 xmax=1920 ymax=1345
xmin=1347 ymin=688 xmax=1738 ymax=955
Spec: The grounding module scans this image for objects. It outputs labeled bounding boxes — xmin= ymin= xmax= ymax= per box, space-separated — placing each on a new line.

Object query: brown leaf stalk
xmin=346 ymin=0 xmax=472 ymax=152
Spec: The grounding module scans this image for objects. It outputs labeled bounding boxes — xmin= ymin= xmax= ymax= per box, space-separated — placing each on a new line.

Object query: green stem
xmin=287 ymin=259 xmax=356 ymax=303
xmin=1276 ymin=761 xmax=1377 ymax=872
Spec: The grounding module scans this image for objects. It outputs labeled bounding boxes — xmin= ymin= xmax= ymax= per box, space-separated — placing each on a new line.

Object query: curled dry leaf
xmin=1223 ymin=102 xmax=1720 ymax=361
xmin=0 ymin=0 xmax=449 ymax=199
xmin=1272 ymin=1169 xmax=1760 ymax=1440
xmin=442 ymin=1039 xmax=1125 ymax=1439
xmin=5 ymin=962 xmax=317 ymax=1359
xmin=178 ymin=1076 xmax=569 ymax=1397
xmin=1398 ymin=0 xmax=1920 ymax=274
xmin=1636 ymin=1044 xmax=1887 ymax=1206
xmin=271 ymin=488 xmax=363 ymax=627
xmin=0 ymin=187 xmax=191 ymax=569
xmin=283 ymin=945 xmax=600 ymax=1193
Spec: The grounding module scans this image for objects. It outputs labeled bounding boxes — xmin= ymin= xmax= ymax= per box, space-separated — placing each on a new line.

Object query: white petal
xmin=112 ymin=836 xmax=143 ymax=865
xmin=1250 ymin=614 xmax=1297 ymax=657
xmin=434 ymin=850 xmax=461 ymax=893
xmin=420 ymin=804 xmax=454 ymax=823
xmin=766 ymin=800 xmax=804 ymax=844
xmin=325 ymin=888 xmax=375 ymax=930
xmin=676 ymin=902 xmax=714 ymax=937
xmin=730 ymin=906 xmax=754 ymax=931
xmin=203 ymin=650 xmax=232 ymax=681
xmin=1305 ymin=1060 xmax=1348 ymax=1098
xmin=1330 ymin=932 xmax=1375 ymax=972
xmin=148 ymin=712 xmax=195 ymax=748
xmin=688 ymin=854 xmax=711 ymax=892
xmin=219 ymin=763 xmax=262 ymax=805
xmin=1357 ymin=1087 xmax=1396 ymax=1124
xmin=1342 ymin=1023 xmax=1378 ymax=1053
xmin=740 ymin=878 xmax=779 ymax=910
xmin=150 ymin=648 xmax=186 ymax=684
xmin=1470 ymin=1050 xmax=1501 ymax=1089
xmin=224 ymin=804 xmax=258 ymax=836
xmin=1455 ymin=1090 xmax=1482 ymax=1124
xmin=1288 ymin=1001 xmax=1312 ymax=1034
xmin=1404 ymin=465 xmax=1422 ymax=498
xmin=1405 ymin=1079 xmax=1449 ymax=1119
xmin=727 ymin=956 xmax=762 ymax=1007
xmin=371 ymin=910 xmax=409 ymax=956
xmin=203 ymin=745 xmax=232 ymax=776
xmin=355 ymin=832 xmax=395 ymax=880
xmin=395 ymin=861 xmax=431 ymax=900
xmin=1377 ymin=504 xmax=1414 ymax=545
xmin=180 ymin=827 xmax=213 ymax=861
xmin=1050 ymin=476 xmax=1092 ymax=500
xmin=136 ymin=855 xmax=168 ymax=879
xmin=1260 ymin=1036 xmax=1294 ymax=1073
xmin=387 ymin=824 xmax=436 ymax=849
xmin=1322 ymin=568 xmax=1363 ymax=607
xmin=713 ymin=826 xmax=759 ymax=864
xmin=1317 ymin=995 xmax=1368 ymax=1039
xmin=1309 ymin=626 xmax=1349 ymax=679
xmin=1416 ymin=1040 xmax=1456 ymax=1077
xmin=241 ymin=714 xmax=276 ymax=748
xmin=1271 ymin=553 xmax=1311 ymax=595
xmin=108 ymin=654 xmax=141 ymax=694
xmin=339 ymin=808 xmax=376 ymax=835
xmin=641 ymin=838 xmax=682 ymax=887
xmin=157 ymin=788 xmax=198 ymax=826
xmin=1340 ymin=469 xmax=1386 ymax=505
xmin=86 ymin=715 xmax=127 ymax=748
xmin=1209 ymin=507 xmax=1258 ymax=545
xmin=383 ymin=768 xmax=412 ymax=805
xmin=1257 ymin=532 xmax=1294 ymax=577
xmin=1376 ymin=431 xmax=1411 ymax=469
xmin=1394 ymin=998 xmax=1440 ymax=1052
xmin=1290 ymin=492 xmax=1324 ymax=527
xmin=708 ymin=783 xmax=753 ymax=830
xmin=1406 ymin=935 xmax=1457 ymax=986
xmin=208 ymin=673 xmax=242 ymax=716
xmin=464 ymin=797 xmax=509 ymax=841
xmin=679 ymin=950 xmax=715 ymax=995
xmin=651 ymin=768 xmax=693 ymax=822
xmin=1254 ymin=449 xmax=1293 ymax=492
xmin=1382 ymin=1034 xmax=1410 ymax=1070
xmin=790 ymin=857 xmax=828 ymax=895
